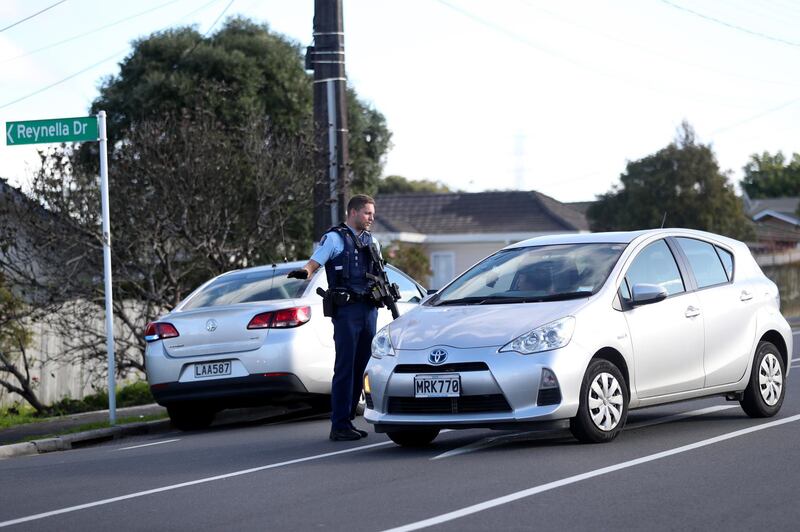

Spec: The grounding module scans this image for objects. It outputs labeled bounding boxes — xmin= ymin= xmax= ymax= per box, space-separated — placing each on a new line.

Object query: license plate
xmin=194 ymin=361 xmax=232 ymax=378
xmin=414 ymin=374 xmax=461 ymax=398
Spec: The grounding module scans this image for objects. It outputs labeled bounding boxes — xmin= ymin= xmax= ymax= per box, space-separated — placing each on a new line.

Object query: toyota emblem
xmin=206 ymin=319 xmax=218 ymax=332
xmin=429 ymin=348 xmax=448 ymax=365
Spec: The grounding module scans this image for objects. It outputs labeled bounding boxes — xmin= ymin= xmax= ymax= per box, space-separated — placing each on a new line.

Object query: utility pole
xmin=307 ymin=0 xmax=349 ymax=241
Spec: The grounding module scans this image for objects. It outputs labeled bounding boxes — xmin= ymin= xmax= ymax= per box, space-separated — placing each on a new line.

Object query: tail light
xmin=247 ymin=306 xmax=311 ymax=329
xmin=144 ymin=322 xmax=180 ymax=342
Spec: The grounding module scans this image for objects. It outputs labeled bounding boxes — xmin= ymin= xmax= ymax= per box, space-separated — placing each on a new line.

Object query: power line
xmin=433 ymin=0 xmax=760 ymax=108
xmin=178 ymin=0 xmax=235 ymax=61
xmin=518 ymin=0 xmax=800 ymax=89
xmin=1 ymin=0 xmax=184 ymax=65
xmin=0 ymin=0 xmax=229 ymax=111
xmin=0 ymin=49 xmax=127 ymax=111
xmin=0 ymin=0 xmax=67 ymax=33
xmin=659 ymin=0 xmax=800 ymax=48
xmin=711 ymin=97 xmax=800 ymax=136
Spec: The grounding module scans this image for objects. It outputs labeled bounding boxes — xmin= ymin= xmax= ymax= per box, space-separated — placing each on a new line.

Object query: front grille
xmin=387 ymin=394 xmax=511 ymax=414
xmin=365 ymin=392 xmax=374 ymax=409
xmin=393 ymin=362 xmax=490 ymax=374
xmin=537 ymin=387 xmax=561 ymax=406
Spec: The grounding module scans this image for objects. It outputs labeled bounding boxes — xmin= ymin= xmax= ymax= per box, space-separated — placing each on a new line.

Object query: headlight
xmin=371 ymin=327 xmax=395 ymax=358
xmin=499 ymin=316 xmax=575 ymax=355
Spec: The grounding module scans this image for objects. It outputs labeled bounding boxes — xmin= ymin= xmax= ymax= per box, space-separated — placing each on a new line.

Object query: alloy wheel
xmin=588 ymin=372 xmax=624 ymax=431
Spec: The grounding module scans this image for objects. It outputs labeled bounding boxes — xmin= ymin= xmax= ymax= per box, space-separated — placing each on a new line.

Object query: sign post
xmin=5 ymin=113 xmax=117 ymax=425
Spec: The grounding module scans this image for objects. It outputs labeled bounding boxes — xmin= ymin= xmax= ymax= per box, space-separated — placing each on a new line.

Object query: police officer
xmin=288 ymin=194 xmax=380 ymax=441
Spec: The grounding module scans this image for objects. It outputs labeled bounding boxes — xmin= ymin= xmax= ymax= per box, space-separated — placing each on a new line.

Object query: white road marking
xmin=382 ymin=413 xmax=800 ymax=532
xmin=432 ymin=405 xmax=737 ymax=460
xmin=116 ymin=439 xmax=180 ymax=451
xmin=0 ymin=440 xmax=392 ymax=528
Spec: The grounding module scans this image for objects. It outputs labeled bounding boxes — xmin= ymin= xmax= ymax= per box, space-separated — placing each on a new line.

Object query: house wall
xmin=424 ymin=241 xmax=509 ymax=288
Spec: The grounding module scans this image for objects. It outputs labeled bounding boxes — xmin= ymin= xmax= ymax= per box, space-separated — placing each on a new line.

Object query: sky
xmin=1 ymin=0 xmax=799 ymax=203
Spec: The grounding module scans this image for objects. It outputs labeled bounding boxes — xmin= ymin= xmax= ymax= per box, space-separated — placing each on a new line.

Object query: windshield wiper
xmin=521 ymin=291 xmax=593 ymax=302
xmin=434 ymin=292 xmax=592 ymax=306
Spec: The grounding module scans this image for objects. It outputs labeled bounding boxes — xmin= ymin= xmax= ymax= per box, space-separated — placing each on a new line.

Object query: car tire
xmin=386 ymin=428 xmax=440 ymax=447
xmin=167 ymin=404 xmax=216 ymax=431
xmin=740 ymin=341 xmax=785 ymax=418
xmin=570 ymin=359 xmax=629 ymax=444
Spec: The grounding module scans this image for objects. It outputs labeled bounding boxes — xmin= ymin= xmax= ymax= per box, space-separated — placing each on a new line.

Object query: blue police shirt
xmin=310 ymin=225 xmax=381 ymax=266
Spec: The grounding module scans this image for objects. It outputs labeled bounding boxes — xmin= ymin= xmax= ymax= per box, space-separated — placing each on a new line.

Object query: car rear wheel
xmin=740 ymin=341 xmax=785 ymax=418
xmin=570 ymin=359 xmax=629 ymax=443
xmin=386 ymin=428 xmax=440 ymax=447
xmin=167 ymin=404 xmax=216 ymax=431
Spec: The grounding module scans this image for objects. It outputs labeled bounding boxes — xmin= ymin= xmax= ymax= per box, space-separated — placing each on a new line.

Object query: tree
xmin=587 ymin=122 xmax=753 ymax=240
xmin=2 ymin=112 xmax=320 ymax=376
xmin=385 ymin=243 xmax=432 ymax=285
xmin=0 ymin=273 xmax=43 ymax=413
xmin=377 ymin=175 xmax=452 ymax=195
xmin=80 ymin=17 xmax=390 ymax=198
xmin=740 ymin=151 xmax=800 ymax=199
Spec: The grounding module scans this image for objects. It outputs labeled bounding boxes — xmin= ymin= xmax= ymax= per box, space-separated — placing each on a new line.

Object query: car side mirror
xmin=631 ymin=283 xmax=668 ymax=306
xmin=426 ymin=288 xmax=437 ymax=295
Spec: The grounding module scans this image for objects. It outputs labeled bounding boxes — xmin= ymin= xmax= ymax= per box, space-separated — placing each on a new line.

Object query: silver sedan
xmin=364 ymin=229 xmax=791 ymax=446
xmin=145 ymin=261 xmax=425 ymax=429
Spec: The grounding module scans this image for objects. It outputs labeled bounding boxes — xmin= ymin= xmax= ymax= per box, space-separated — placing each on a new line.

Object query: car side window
xmin=676 ymin=237 xmax=729 ymax=288
xmin=625 ymin=240 xmax=685 ymax=296
xmin=386 ymin=267 xmax=425 ymax=303
xmin=715 ymin=246 xmax=734 ymax=281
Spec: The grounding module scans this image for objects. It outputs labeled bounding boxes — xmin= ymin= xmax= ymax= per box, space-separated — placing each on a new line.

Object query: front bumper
xmin=364 ymin=342 xmax=590 ymax=429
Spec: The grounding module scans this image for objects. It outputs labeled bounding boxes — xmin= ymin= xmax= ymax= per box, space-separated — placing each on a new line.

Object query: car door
xmin=621 ymin=239 xmax=705 ymax=398
xmin=674 ymin=238 xmax=756 ymax=388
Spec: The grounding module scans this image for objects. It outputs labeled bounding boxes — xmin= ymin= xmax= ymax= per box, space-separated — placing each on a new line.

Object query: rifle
xmin=365 ymin=243 xmax=402 ymax=319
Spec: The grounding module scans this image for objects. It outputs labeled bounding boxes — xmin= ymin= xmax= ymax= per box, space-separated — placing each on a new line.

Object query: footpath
xmin=0 ymin=403 xmax=169 ymax=459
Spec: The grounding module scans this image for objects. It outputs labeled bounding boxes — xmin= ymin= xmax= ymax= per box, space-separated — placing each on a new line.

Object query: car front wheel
xmin=570 ymin=359 xmax=629 ymax=443
xmin=740 ymin=341 xmax=785 ymax=418
xmin=386 ymin=428 xmax=440 ymax=447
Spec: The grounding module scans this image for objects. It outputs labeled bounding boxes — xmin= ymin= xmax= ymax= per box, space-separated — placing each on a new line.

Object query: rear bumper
xmin=150 ymin=373 xmax=310 ymax=406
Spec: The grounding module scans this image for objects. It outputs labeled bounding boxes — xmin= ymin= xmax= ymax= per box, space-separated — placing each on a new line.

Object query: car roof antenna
xmin=660 ymin=212 xmax=667 ymax=229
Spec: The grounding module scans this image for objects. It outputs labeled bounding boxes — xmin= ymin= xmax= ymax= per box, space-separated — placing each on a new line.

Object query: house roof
xmin=372 ymin=191 xmax=588 ymax=235
xmin=746 ymin=197 xmax=799 ymax=219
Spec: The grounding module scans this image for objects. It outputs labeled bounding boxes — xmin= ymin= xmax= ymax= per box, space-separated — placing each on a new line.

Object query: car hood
xmin=389 ymin=299 xmax=589 ymax=350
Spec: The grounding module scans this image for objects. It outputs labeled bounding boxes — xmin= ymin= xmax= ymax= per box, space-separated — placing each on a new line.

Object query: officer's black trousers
xmin=331 ymin=301 xmax=378 ymax=430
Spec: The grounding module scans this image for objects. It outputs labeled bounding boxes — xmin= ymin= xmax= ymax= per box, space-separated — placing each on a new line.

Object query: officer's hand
xmin=287 ymin=269 xmax=308 ymax=280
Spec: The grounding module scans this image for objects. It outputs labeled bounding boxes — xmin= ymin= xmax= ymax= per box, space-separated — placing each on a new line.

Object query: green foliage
xmin=82 ymin=17 xmax=390 ymax=198
xmin=587 ymin=122 xmax=753 ymax=240
xmin=740 ymin=151 xmax=800 ymax=199
xmin=43 ymin=381 xmax=155 ymax=417
xmin=386 ymin=243 xmax=432 ymax=285
xmin=377 ymin=175 xmax=452 ymax=195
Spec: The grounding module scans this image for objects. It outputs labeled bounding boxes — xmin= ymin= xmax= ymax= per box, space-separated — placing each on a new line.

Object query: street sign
xmin=5 ymin=116 xmax=99 ymax=145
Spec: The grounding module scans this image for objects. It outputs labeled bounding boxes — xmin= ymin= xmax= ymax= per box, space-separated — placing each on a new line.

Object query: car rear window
xmin=182 ymin=269 xmax=310 ymax=309
xmin=676 ymin=237 xmax=729 ymax=288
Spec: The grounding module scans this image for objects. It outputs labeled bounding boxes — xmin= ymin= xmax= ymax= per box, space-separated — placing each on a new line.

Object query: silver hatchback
xmin=364 ymin=229 xmax=791 ymax=446
xmin=145 ymin=261 xmax=426 ymax=429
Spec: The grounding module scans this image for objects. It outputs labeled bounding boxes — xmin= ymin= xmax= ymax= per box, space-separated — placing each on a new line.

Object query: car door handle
xmin=685 ymin=306 xmax=701 ymax=318
xmin=740 ymin=290 xmax=753 ymax=301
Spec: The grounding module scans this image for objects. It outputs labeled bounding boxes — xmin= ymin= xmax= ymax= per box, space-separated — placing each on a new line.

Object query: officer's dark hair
xmin=347 ymin=194 xmax=375 ymax=214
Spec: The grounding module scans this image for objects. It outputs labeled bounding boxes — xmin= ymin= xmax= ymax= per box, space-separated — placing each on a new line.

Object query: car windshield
xmin=429 ymin=243 xmax=626 ymax=306
xmin=182 ymin=268 xmax=311 ymax=309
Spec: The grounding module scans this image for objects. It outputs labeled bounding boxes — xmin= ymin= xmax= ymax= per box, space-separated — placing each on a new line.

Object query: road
xmin=1 ymin=336 xmax=799 ymax=531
